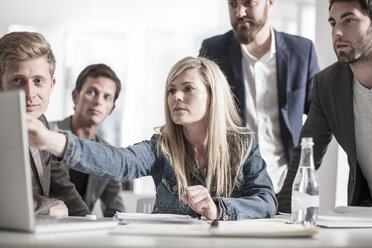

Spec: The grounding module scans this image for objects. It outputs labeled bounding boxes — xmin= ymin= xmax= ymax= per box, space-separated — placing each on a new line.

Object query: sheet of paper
xmin=317 ymin=206 xmax=372 ymax=228
xmin=110 ymin=218 xmax=317 ymax=238
xmin=115 ymin=212 xmax=204 ymax=225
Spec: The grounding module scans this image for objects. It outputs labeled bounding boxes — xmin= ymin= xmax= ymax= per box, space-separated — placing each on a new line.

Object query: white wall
xmin=0 ymin=0 xmax=316 ymax=147
xmin=0 ymin=0 xmax=231 ymax=194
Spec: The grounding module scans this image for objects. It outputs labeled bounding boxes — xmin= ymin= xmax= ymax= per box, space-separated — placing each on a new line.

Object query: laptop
xmin=0 ymin=90 xmax=118 ymax=233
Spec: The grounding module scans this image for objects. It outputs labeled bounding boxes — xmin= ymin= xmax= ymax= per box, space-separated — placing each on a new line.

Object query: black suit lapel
xmin=274 ymin=30 xmax=289 ymax=111
xmin=273 ymin=30 xmax=292 ymax=156
xmin=335 ymin=63 xmax=357 ymax=167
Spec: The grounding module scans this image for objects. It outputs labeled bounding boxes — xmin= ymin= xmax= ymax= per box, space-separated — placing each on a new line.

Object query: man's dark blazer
xmin=277 ymin=62 xmax=372 ymax=213
xmin=32 ymin=115 xmax=90 ymax=216
xmin=50 ymin=116 xmax=125 ymax=217
xmin=199 ymin=30 xmax=320 ymax=165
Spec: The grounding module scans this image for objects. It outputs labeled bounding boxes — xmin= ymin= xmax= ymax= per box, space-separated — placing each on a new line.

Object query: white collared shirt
xmin=241 ymin=28 xmax=287 ymax=193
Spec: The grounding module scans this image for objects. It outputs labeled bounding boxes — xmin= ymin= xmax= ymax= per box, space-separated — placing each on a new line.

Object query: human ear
xmin=72 ymin=89 xmax=79 ymax=105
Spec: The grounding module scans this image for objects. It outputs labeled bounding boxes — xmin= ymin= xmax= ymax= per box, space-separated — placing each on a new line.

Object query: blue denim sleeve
xmin=58 ymin=131 xmax=158 ymax=181
xmin=215 ymin=141 xmax=278 ymax=220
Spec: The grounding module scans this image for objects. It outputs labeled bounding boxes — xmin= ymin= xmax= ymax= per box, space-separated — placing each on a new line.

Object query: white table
xmin=1 ymin=226 xmax=372 ymax=248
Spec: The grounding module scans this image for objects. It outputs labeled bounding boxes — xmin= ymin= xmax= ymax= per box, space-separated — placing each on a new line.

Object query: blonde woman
xmin=28 ymin=56 xmax=277 ymax=220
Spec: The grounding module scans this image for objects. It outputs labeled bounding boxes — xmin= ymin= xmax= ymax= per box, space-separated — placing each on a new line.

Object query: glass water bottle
xmin=292 ymin=137 xmax=319 ymax=227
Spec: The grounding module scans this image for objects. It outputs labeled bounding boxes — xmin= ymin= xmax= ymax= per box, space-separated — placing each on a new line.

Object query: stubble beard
xmin=232 ymin=4 xmax=268 ymax=44
xmin=335 ymin=26 xmax=372 ymax=65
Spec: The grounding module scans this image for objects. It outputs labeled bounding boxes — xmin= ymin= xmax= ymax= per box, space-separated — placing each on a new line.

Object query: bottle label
xmin=292 ymin=191 xmax=319 ymax=210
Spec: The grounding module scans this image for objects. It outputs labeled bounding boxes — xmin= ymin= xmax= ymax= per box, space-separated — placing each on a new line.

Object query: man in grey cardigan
xmin=277 ymin=0 xmax=372 ymax=213
xmin=50 ymin=64 xmax=125 ymax=217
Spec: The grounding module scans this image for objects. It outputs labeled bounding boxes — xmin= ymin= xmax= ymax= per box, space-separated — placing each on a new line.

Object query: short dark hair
xmin=75 ymin=64 xmax=121 ymax=104
xmin=329 ymin=0 xmax=372 ymax=20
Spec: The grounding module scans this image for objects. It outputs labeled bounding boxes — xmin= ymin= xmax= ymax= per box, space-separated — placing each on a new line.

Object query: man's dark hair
xmin=75 ymin=63 xmax=121 ymax=104
xmin=329 ymin=0 xmax=372 ymax=20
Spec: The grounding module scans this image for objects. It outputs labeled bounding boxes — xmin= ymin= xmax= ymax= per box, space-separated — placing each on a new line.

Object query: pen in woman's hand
xmin=210 ymin=219 xmax=219 ymax=229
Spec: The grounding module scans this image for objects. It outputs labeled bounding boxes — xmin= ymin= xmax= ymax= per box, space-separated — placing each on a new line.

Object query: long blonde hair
xmin=157 ymin=56 xmax=253 ymax=197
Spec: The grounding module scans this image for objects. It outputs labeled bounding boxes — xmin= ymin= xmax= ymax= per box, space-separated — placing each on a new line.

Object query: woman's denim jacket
xmin=58 ymin=132 xmax=277 ymax=220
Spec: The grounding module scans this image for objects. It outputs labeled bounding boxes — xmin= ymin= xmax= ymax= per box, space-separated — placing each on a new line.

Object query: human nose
xmin=235 ymin=3 xmax=247 ymax=18
xmin=24 ymin=81 xmax=35 ymax=99
xmin=94 ymin=94 xmax=104 ymax=105
xmin=332 ymin=23 xmax=343 ymax=39
xmin=173 ymin=91 xmax=183 ymax=102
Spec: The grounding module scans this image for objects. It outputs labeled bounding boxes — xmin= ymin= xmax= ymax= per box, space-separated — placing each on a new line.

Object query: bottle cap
xmin=301 ymin=137 xmax=314 ymax=146
xmin=85 ymin=214 xmax=97 ymax=220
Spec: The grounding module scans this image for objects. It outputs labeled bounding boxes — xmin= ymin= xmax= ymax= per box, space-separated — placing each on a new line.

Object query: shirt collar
xmin=241 ymin=27 xmax=276 ymax=62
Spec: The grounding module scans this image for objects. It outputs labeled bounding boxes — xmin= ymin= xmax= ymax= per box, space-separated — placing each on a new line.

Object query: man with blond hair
xmin=0 ymin=31 xmax=89 ymax=216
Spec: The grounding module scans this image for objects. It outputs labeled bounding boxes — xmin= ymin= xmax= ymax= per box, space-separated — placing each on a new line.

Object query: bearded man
xmin=277 ymin=0 xmax=372 ymax=213
xmin=199 ymin=0 xmax=320 ymax=198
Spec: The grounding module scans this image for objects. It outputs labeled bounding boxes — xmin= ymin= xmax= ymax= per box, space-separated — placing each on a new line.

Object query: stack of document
xmin=111 ymin=215 xmax=317 ymax=237
xmin=115 ymin=212 xmax=204 ymax=225
xmin=317 ymin=206 xmax=372 ymax=228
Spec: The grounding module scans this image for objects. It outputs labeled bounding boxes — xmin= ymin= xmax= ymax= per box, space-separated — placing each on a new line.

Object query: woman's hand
xmin=180 ymin=185 xmax=219 ymax=220
xmin=27 ymin=115 xmax=51 ymax=150
xmin=27 ymin=114 xmax=67 ymax=158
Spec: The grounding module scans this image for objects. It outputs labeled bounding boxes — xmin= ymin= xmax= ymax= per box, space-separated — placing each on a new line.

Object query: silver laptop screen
xmin=0 ymin=90 xmax=35 ymax=232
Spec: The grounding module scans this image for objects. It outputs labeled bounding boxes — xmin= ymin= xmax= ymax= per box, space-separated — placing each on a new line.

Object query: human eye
xmin=329 ymin=20 xmax=335 ymax=28
xmin=168 ymin=88 xmax=176 ymax=94
xmin=185 ymin=86 xmax=195 ymax=94
xmin=34 ymin=78 xmax=44 ymax=85
xmin=228 ymin=0 xmax=237 ymax=8
xmin=345 ymin=18 xmax=355 ymax=24
xmin=243 ymin=0 xmax=255 ymax=6
xmin=12 ymin=77 xmax=24 ymax=85
xmin=86 ymin=88 xmax=95 ymax=96
xmin=104 ymin=94 xmax=113 ymax=101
